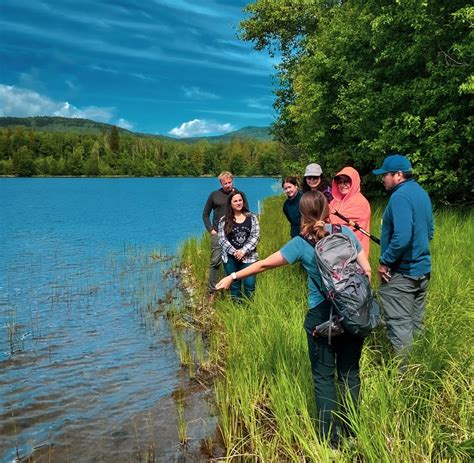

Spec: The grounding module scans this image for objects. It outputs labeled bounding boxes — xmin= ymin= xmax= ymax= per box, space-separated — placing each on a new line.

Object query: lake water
xmin=0 ymin=177 xmax=279 ymax=462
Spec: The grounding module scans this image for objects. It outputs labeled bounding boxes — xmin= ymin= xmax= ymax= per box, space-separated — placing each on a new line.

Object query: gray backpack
xmin=304 ymin=225 xmax=380 ymax=338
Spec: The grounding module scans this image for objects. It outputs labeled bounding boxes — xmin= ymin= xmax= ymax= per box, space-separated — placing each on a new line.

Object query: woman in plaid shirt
xmin=218 ymin=191 xmax=260 ymax=301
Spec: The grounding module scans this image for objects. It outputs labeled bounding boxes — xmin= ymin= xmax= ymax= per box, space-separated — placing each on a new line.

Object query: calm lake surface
xmin=0 ymin=177 xmax=279 ymax=462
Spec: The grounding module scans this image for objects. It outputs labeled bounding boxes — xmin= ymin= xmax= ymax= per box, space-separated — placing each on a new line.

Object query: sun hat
xmin=372 ymin=154 xmax=412 ymax=175
xmin=304 ymin=163 xmax=323 ymax=177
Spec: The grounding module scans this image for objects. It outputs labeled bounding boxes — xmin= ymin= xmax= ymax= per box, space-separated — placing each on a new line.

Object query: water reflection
xmin=0 ymin=177 xmax=277 ymax=461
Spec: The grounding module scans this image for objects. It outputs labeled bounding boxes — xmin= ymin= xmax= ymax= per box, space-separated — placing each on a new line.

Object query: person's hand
xmin=216 ymin=275 xmax=233 ymax=291
xmin=378 ymin=264 xmax=391 ymax=283
xmin=234 ymin=249 xmax=245 ymax=261
xmin=210 ymin=229 xmax=217 ymax=236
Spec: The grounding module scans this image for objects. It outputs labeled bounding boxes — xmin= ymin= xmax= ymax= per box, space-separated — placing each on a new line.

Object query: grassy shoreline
xmin=179 ymin=195 xmax=473 ymax=461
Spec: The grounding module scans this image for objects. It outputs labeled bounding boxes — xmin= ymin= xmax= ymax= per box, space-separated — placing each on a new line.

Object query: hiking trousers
xmin=304 ymin=301 xmax=364 ymax=441
xmin=208 ymin=234 xmax=222 ymax=293
xmin=378 ymin=272 xmax=430 ymax=354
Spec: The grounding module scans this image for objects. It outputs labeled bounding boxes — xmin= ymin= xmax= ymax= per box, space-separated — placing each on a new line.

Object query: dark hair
xmin=299 ymin=191 xmax=330 ymax=241
xmin=388 ymin=171 xmax=413 ymax=180
xmin=281 ymin=176 xmax=299 ymax=188
xmin=301 ymin=174 xmax=330 ymax=193
xmin=223 ymin=191 xmax=249 ymax=236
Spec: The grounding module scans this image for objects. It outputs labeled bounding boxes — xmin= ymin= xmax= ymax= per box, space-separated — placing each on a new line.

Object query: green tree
xmin=12 ymin=146 xmax=36 ymax=176
xmin=241 ymin=0 xmax=473 ymax=203
xmin=108 ymin=126 xmax=120 ymax=155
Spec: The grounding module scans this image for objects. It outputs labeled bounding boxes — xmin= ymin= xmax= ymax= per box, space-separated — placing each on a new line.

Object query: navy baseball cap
xmin=372 ymin=154 xmax=412 ymax=175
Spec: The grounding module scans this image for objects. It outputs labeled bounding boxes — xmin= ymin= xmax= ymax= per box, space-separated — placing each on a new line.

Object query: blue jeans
xmin=223 ymin=255 xmax=256 ymax=300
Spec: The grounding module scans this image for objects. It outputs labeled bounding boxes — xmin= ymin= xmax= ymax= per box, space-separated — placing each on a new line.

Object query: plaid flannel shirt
xmin=218 ymin=213 xmax=259 ymax=263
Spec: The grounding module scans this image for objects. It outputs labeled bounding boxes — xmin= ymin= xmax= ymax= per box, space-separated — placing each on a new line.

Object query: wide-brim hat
xmin=304 ymin=163 xmax=323 ymax=177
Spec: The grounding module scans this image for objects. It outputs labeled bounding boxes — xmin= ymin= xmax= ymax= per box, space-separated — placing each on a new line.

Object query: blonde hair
xmin=218 ymin=171 xmax=233 ymax=181
xmin=299 ymin=191 xmax=330 ymax=241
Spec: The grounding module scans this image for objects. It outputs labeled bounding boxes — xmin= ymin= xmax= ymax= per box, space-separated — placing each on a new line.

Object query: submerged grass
xmin=180 ymin=196 xmax=473 ymax=461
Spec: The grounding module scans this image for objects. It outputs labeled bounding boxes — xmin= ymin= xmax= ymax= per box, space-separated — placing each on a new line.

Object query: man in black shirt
xmin=202 ymin=171 xmax=248 ymax=300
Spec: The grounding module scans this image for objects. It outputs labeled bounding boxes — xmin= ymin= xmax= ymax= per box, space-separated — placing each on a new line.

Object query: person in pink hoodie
xmin=330 ymin=167 xmax=371 ymax=256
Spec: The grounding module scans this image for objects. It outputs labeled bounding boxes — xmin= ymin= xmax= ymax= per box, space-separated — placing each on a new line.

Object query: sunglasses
xmin=306 ymin=176 xmax=320 ymax=180
xmin=335 ymin=177 xmax=351 ymax=185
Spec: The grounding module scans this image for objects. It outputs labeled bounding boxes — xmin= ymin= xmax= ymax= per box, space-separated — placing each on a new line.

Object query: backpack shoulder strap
xmin=298 ymin=234 xmax=326 ymax=297
xmin=331 ymin=223 xmax=342 ymax=234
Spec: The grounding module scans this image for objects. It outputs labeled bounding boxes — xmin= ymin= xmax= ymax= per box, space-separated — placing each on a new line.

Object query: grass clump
xmin=179 ymin=196 xmax=473 ymax=461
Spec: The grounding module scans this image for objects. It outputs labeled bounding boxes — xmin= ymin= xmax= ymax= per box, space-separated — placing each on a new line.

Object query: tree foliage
xmin=0 ymin=126 xmax=285 ymax=178
xmin=241 ymin=0 xmax=473 ymax=203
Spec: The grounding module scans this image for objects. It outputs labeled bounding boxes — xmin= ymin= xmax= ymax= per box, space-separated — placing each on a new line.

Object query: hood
xmin=331 ymin=167 xmax=361 ymax=202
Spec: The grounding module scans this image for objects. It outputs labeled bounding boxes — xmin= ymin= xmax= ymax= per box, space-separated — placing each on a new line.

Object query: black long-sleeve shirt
xmin=202 ymin=188 xmax=249 ymax=232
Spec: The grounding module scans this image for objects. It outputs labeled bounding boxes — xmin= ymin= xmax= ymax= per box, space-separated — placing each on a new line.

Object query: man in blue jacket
xmin=373 ymin=154 xmax=434 ymax=354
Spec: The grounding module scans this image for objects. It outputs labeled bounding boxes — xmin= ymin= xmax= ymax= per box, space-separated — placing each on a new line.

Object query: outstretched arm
xmin=216 ymin=251 xmax=288 ymax=290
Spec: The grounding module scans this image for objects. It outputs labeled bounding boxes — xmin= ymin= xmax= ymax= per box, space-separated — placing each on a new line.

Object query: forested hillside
xmin=1 ymin=1 xmax=472 ymax=205
xmin=0 ymin=123 xmax=283 ymax=177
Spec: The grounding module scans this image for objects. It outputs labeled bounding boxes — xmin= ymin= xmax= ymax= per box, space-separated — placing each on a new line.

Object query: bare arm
xmin=356 ymin=250 xmax=371 ymax=280
xmin=215 ymin=251 xmax=288 ymax=290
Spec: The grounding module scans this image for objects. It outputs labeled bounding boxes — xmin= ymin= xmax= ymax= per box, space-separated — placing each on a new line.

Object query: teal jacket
xmin=380 ymin=179 xmax=434 ymax=276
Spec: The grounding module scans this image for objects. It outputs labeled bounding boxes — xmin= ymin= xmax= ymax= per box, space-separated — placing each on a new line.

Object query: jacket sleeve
xmin=380 ymin=195 xmax=413 ymax=265
xmin=202 ymin=193 xmax=214 ymax=231
xmin=428 ymin=210 xmax=434 ymax=241
xmin=218 ymin=218 xmax=237 ymax=256
xmin=241 ymin=214 xmax=260 ymax=254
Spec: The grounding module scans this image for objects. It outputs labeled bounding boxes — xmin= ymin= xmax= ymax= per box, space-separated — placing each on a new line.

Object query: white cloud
xmin=168 ymin=119 xmax=234 ymax=138
xmin=116 ymin=118 xmax=134 ymax=130
xmin=182 ymin=86 xmax=219 ymax=100
xmin=0 ymin=84 xmax=114 ymax=122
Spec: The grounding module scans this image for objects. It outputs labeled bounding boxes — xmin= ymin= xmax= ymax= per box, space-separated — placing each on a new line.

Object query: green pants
xmin=378 ymin=272 xmax=430 ymax=354
xmin=304 ymin=301 xmax=364 ymax=441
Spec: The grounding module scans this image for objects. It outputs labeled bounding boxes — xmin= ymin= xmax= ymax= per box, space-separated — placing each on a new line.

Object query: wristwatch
xmin=231 ymin=272 xmax=237 ymax=280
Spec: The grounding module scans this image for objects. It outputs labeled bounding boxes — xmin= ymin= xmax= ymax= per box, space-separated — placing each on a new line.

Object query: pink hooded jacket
xmin=330 ymin=167 xmax=371 ymax=256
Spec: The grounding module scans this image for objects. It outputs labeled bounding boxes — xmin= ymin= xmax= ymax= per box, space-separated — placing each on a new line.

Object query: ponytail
xmin=299 ymin=191 xmax=330 ymax=241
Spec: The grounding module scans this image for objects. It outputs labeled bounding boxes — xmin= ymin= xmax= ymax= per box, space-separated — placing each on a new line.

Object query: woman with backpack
xmin=215 ymin=190 xmax=371 ymax=446
xmin=218 ymin=191 xmax=260 ymax=301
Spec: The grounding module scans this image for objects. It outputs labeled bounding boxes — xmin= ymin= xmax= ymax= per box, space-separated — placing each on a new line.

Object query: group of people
xmin=201 ymin=154 xmax=434 ymax=447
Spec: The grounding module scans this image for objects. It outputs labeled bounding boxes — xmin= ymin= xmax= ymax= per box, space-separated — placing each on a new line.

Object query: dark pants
xmin=378 ymin=272 xmax=430 ymax=354
xmin=208 ymin=234 xmax=222 ymax=293
xmin=303 ymin=301 xmax=364 ymax=441
xmin=223 ymin=255 xmax=256 ymax=300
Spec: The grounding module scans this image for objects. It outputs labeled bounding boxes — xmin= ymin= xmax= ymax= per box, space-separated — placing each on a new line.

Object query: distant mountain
xmin=177 ymin=126 xmax=272 ymax=143
xmin=0 ymin=116 xmax=136 ymax=135
xmin=0 ymin=116 xmax=272 ymax=142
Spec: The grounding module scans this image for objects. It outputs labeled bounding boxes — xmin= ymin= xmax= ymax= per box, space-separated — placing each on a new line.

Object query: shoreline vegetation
xmin=178 ymin=195 xmax=473 ymax=461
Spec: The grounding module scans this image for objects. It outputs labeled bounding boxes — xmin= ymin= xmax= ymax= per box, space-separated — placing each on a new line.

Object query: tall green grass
xmin=180 ymin=196 xmax=473 ymax=461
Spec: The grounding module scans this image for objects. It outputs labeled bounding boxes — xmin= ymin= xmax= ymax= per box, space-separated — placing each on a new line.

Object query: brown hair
xmin=223 ymin=191 xmax=249 ymax=236
xmin=299 ymin=191 xmax=330 ymax=241
xmin=281 ymin=176 xmax=299 ymax=188
xmin=301 ymin=174 xmax=330 ymax=193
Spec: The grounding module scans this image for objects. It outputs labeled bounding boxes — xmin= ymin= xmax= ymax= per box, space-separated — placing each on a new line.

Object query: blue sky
xmin=0 ymin=0 xmax=277 ymax=137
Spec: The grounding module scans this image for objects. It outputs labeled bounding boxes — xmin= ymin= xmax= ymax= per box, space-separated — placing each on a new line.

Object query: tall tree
xmin=241 ymin=0 xmax=473 ymax=203
xmin=108 ymin=126 xmax=120 ymax=155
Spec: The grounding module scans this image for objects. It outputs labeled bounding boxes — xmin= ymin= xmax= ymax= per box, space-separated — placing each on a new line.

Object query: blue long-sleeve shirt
xmin=380 ymin=179 xmax=434 ymax=276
